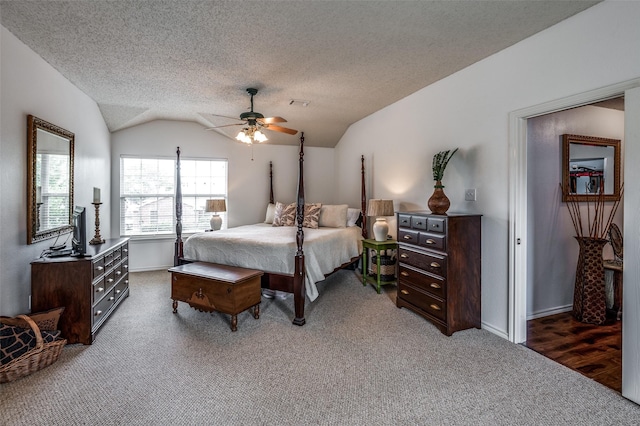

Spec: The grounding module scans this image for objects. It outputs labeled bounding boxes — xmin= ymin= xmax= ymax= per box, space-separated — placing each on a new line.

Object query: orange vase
xmin=427 ymin=180 xmax=450 ymax=214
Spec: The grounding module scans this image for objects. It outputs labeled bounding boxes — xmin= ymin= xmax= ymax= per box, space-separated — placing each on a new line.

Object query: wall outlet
xmin=465 ymin=188 xmax=477 ymax=201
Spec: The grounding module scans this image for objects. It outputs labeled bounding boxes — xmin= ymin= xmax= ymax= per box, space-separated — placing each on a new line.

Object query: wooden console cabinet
xmin=396 ymin=212 xmax=481 ymax=335
xmin=31 ymin=238 xmax=130 ymax=344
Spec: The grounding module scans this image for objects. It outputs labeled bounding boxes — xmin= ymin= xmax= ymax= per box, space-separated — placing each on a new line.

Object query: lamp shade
xmin=366 ymin=199 xmax=394 ymax=217
xmin=205 ymin=199 xmax=226 ymax=213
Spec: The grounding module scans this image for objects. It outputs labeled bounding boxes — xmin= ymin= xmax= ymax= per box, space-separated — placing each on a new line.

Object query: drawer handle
xmin=430 ymin=304 xmax=441 ymax=311
xmin=400 ymin=271 xmax=409 ymax=277
xmin=430 ymin=283 xmax=442 ymax=289
xmin=95 ymin=310 xmax=103 ymax=316
xmin=124 ymin=265 xmax=129 ymax=269
xmin=115 ymin=271 xmax=122 ymax=276
xmin=426 ymin=239 xmax=436 ymax=245
xmin=96 ymin=287 xmax=104 ymax=293
xmin=108 ymin=278 xmax=114 ymax=283
xmin=400 ymin=254 xmax=409 ymax=258
xmin=403 ymin=235 xmax=412 ymax=240
xmin=96 ymin=266 xmax=104 ymax=271
xmin=123 ymin=248 xmax=128 ymax=252
xmin=416 ymin=221 xmax=423 ymax=225
xmin=125 ymin=280 xmax=129 ymax=284
xmin=430 ymin=262 xmax=441 ymax=268
xmin=400 ymin=289 xmax=409 ymax=295
xmin=116 ymin=289 xmax=121 ymax=294
xmin=109 ymin=296 xmax=115 ymax=301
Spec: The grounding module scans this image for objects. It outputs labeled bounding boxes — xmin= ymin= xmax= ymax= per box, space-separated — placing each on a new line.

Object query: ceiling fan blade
xmin=260 ymin=116 xmax=287 ymax=124
xmin=265 ymin=124 xmax=298 ymax=135
xmin=208 ymin=113 xmax=244 ymax=121
xmin=204 ymin=123 xmax=244 ymax=130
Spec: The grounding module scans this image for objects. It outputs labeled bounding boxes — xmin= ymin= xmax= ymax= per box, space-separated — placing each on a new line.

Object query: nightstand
xmin=361 ymin=239 xmax=398 ymax=293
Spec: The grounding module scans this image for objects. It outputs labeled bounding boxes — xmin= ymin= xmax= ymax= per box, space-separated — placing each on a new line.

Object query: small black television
xmin=72 ymin=206 xmax=87 ymax=256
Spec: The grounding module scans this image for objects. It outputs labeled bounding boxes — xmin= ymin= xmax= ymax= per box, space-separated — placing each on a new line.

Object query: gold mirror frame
xmin=561 ymin=134 xmax=621 ymax=202
xmin=27 ymin=115 xmax=75 ymax=244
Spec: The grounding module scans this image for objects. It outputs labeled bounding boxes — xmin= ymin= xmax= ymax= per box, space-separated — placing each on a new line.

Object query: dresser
xmin=31 ymin=238 xmax=130 ymax=344
xmin=396 ymin=212 xmax=481 ymax=335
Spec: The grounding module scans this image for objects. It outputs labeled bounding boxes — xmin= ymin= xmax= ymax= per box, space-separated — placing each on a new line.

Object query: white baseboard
xmin=481 ymin=321 xmax=509 ymax=340
xmin=527 ymin=305 xmax=572 ymax=321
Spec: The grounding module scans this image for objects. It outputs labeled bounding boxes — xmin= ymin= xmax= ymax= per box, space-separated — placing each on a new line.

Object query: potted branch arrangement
xmin=562 ymin=182 xmax=624 ymax=325
xmin=428 ymin=148 xmax=458 ymax=214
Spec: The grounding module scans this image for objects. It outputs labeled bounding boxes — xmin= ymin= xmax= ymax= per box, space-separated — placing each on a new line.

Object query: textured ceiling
xmin=0 ymin=1 xmax=600 ymax=147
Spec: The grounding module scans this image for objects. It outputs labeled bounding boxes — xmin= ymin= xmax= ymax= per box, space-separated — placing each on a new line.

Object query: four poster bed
xmin=173 ymin=133 xmax=368 ymax=326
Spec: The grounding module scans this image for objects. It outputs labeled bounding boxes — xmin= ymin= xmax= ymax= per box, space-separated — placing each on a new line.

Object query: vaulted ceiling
xmin=0 ymin=1 xmax=600 ymax=147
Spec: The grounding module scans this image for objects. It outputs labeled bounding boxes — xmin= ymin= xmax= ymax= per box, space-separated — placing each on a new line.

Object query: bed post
xmin=269 ymin=161 xmax=274 ymax=204
xmin=293 ymin=132 xmax=306 ymax=326
xmin=361 ymin=155 xmax=367 ymax=239
xmin=174 ymin=147 xmax=183 ymax=266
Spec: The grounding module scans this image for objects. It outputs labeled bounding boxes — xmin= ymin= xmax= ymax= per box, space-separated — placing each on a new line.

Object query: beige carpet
xmin=1 ymin=269 xmax=638 ymax=425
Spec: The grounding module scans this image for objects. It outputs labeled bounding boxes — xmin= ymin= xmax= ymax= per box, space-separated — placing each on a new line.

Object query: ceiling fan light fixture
xmin=235 ymin=127 xmax=268 ymax=144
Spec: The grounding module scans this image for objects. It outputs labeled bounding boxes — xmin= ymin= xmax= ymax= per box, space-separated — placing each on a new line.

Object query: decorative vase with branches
xmin=428 ymin=148 xmax=458 ymax=214
xmin=562 ymin=182 xmax=624 ymax=324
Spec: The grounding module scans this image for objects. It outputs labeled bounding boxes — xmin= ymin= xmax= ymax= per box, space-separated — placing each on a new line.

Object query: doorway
xmin=508 ymin=80 xmax=640 ymax=404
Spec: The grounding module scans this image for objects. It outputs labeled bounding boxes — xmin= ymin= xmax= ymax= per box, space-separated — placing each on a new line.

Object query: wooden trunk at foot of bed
xmin=174 ymin=137 xmax=366 ymax=326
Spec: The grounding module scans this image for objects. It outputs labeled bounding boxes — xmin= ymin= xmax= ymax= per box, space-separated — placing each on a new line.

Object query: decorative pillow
xmin=0 ymin=324 xmax=61 ymax=365
xmin=300 ymin=203 xmax=322 ymax=229
xmin=264 ymin=203 xmax=276 ymax=224
xmin=346 ymin=208 xmax=361 ymax=227
xmin=318 ymin=204 xmax=349 ymax=228
xmin=0 ymin=307 xmax=65 ymax=331
xmin=272 ymin=202 xmax=296 ymax=227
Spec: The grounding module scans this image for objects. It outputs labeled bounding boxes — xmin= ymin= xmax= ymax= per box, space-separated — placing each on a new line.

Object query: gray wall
xmin=1 ymin=27 xmax=111 ymax=315
xmin=333 ymin=1 xmax=640 ymax=338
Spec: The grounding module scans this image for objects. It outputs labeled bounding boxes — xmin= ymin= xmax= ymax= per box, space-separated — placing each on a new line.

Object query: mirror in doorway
xmin=561 ymin=134 xmax=621 ymax=202
xmin=27 ymin=115 xmax=75 ymax=244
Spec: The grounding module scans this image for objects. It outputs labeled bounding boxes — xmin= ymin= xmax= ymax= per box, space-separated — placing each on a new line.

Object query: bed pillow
xmin=264 ymin=203 xmax=276 ymax=224
xmin=0 ymin=307 xmax=65 ymax=331
xmin=346 ymin=208 xmax=361 ymax=227
xmin=318 ymin=204 xmax=348 ymax=228
xmin=272 ymin=202 xmax=296 ymax=227
xmin=300 ymin=203 xmax=322 ymax=229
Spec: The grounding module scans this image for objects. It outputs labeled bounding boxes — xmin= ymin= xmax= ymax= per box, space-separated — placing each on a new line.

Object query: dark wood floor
xmin=526 ymin=312 xmax=621 ymax=392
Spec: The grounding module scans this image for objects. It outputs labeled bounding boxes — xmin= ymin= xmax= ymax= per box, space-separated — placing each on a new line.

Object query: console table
xmin=31 ymin=238 xmax=130 ymax=344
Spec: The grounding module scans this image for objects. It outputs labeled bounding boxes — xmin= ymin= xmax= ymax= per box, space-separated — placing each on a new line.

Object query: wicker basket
xmin=0 ymin=314 xmax=66 ymax=383
xmin=370 ymin=255 xmax=397 ymax=281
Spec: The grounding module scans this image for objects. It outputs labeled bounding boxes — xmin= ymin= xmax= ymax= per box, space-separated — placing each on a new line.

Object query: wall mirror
xmin=27 ymin=115 xmax=75 ymax=244
xmin=561 ymin=134 xmax=621 ymax=202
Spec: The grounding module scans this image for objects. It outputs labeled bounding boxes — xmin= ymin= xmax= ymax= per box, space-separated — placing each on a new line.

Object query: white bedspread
xmin=183 ymin=224 xmax=363 ymax=301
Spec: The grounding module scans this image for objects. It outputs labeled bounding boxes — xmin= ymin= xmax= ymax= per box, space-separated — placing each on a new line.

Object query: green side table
xmin=361 ymin=239 xmax=398 ymax=293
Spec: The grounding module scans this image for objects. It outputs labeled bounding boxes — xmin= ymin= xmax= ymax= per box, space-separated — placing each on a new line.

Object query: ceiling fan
xmin=205 ymin=88 xmax=298 ymax=143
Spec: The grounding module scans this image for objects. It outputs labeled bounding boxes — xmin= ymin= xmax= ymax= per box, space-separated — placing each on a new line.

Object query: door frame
xmin=508 ymin=78 xmax=640 ymax=344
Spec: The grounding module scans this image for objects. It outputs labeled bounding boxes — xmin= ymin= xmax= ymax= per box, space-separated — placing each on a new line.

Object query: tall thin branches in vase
xmin=561 ymin=182 xmax=624 ymax=325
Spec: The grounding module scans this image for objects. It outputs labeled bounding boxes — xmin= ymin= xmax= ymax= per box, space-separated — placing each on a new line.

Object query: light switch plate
xmin=465 ymin=188 xmax=477 ymax=201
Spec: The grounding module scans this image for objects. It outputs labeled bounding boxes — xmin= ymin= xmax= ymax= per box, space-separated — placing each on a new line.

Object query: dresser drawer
xmin=398 ymin=214 xmax=411 ymax=228
xmin=114 ymin=276 xmax=129 ymax=301
xmin=398 ymin=247 xmax=447 ymax=278
xmin=398 ymin=229 xmax=419 ymax=245
xmin=398 ymin=264 xmax=446 ymax=299
xmin=427 ymin=217 xmax=446 ymax=233
xmin=92 ymin=257 xmax=106 ymax=280
xmin=418 ymin=232 xmax=446 ymax=251
xmin=398 ymin=282 xmax=446 ymax=321
xmin=411 ymin=216 xmax=427 ymax=230
xmin=93 ymin=289 xmax=115 ymax=326
xmin=93 ymin=277 xmax=108 ymax=305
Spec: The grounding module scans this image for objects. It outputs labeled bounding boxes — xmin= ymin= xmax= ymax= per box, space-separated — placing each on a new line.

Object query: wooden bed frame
xmin=174 ymin=132 xmax=367 ymax=326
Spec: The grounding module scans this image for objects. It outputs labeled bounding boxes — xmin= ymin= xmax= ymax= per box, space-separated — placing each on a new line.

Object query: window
xmin=120 ymin=156 xmax=227 ymax=237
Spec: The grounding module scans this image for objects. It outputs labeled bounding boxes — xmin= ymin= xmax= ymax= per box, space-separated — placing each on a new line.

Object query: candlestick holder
xmin=89 ymin=202 xmax=105 ymax=245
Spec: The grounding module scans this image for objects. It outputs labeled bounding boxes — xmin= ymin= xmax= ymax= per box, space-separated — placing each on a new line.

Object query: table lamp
xmin=367 ymin=199 xmax=395 ymax=241
xmin=205 ymin=199 xmax=226 ymax=231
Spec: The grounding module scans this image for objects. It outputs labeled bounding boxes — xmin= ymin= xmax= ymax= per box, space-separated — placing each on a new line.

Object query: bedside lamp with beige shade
xmin=367 ymin=199 xmax=394 ymax=242
xmin=205 ymin=199 xmax=226 ymax=231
